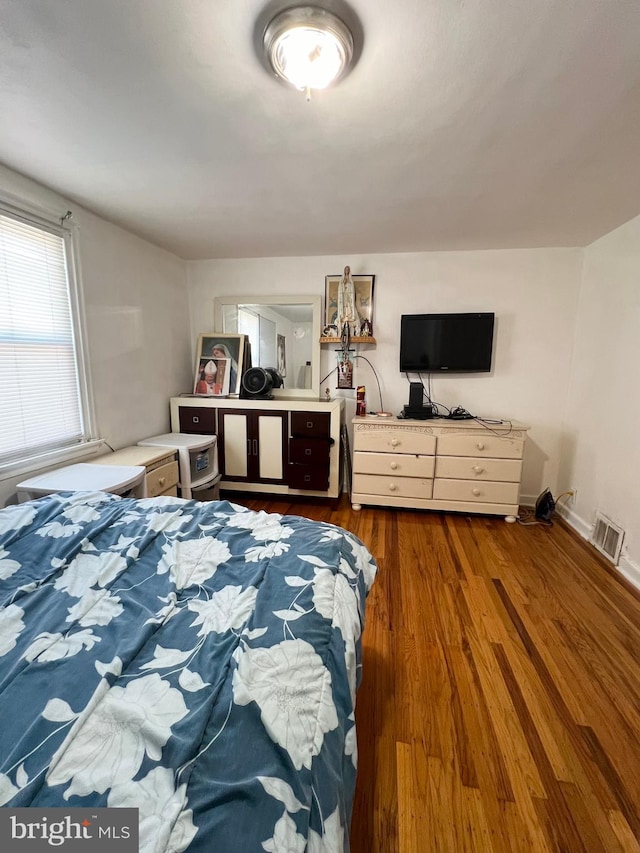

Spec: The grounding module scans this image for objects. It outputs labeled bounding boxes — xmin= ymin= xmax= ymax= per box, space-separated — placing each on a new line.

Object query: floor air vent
xmin=591 ymin=513 xmax=625 ymax=564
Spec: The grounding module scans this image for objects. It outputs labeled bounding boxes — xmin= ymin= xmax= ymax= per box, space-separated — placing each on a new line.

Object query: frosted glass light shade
xmin=264 ymin=6 xmax=354 ymax=92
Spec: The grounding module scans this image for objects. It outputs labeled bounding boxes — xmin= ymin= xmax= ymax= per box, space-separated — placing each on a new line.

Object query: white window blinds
xmin=0 ymin=211 xmax=86 ymax=464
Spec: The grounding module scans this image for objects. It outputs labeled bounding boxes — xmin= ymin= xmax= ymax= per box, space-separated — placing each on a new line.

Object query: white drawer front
xmin=352 ymin=473 xmax=433 ymax=499
xmin=433 ymin=478 xmax=519 ymax=504
xmin=354 ymin=426 xmax=436 ymax=455
xmin=146 ymin=461 xmax=179 ymax=497
xmin=437 ymin=433 xmax=524 ymax=459
xmin=435 ymin=456 xmax=522 ymax=483
xmin=353 ymin=451 xmax=435 ymax=479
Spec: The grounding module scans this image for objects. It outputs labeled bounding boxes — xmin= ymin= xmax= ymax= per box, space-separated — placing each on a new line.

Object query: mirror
xmin=214 ymin=295 xmax=321 ymax=398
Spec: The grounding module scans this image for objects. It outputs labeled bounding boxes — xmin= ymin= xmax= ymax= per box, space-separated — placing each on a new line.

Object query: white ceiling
xmin=1 ymin=0 xmax=639 ymax=260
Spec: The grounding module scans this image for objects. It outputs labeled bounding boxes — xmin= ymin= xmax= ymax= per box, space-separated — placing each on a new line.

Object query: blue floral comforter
xmin=0 ymin=491 xmax=376 ymax=852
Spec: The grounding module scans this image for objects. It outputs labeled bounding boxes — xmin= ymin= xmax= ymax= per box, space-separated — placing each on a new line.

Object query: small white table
xmin=137 ymin=433 xmax=219 ymax=500
xmin=16 ymin=463 xmax=145 ymax=503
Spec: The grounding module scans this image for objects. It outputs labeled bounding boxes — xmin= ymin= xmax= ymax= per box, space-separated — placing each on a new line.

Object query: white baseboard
xmin=555 ymin=502 xmax=592 ymax=540
xmin=617 ymin=554 xmax=640 ymax=592
xmin=555 ymin=503 xmax=640 ymax=593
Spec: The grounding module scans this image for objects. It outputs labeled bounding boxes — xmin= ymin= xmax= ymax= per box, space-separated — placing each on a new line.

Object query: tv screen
xmin=399 ymin=313 xmax=495 ymax=372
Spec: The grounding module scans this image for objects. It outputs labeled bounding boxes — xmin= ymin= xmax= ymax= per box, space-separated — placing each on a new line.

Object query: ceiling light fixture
xmin=263 ymin=6 xmax=354 ymax=100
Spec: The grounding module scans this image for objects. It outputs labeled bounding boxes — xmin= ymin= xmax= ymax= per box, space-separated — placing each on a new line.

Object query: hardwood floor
xmin=236 ymin=493 xmax=640 ymax=852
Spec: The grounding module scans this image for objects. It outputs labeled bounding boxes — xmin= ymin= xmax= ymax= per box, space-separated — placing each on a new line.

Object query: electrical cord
xmin=320 ymin=367 xmax=337 ymax=386
xmin=354 ymin=355 xmax=384 ymax=412
xmin=517 ymin=509 xmax=553 ymax=527
xmin=322 ymin=354 xmax=386 ymax=413
xmin=401 ymin=372 xmax=514 ymax=432
xmin=516 ymin=490 xmax=574 ymax=527
xmin=471 ymin=417 xmax=513 ymax=436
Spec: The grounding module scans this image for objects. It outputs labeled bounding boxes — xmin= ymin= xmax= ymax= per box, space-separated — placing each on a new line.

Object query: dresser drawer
xmin=289 ymin=437 xmax=330 ymax=465
xmin=437 ymin=433 xmax=524 ymax=459
xmin=354 ymin=426 xmax=436 ymax=455
xmin=433 ymin=478 xmax=519 ymax=504
xmin=287 ymin=464 xmax=329 ymax=491
xmin=435 ymin=456 xmax=522 ymax=482
xmin=146 ymin=461 xmax=179 ymax=497
xmin=178 ymin=407 xmax=217 ymax=434
xmin=353 ymin=451 xmax=435 ymax=479
xmin=352 ymin=473 xmax=433 ymax=500
xmin=291 ymin=411 xmax=330 ymax=438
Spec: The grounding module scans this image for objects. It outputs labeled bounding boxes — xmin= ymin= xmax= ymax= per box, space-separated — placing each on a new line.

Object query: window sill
xmin=0 ymin=440 xmax=108 ymax=483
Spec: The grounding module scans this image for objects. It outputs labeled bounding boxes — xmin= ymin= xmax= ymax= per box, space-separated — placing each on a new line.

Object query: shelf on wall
xmin=320 ymin=336 xmax=377 ymax=345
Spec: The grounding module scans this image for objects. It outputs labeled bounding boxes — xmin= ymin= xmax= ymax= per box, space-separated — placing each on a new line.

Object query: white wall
xmin=4 ymin=157 xmax=634 ymax=577
xmin=0 ymin=164 xmax=192 ymax=506
xmin=187 ymin=249 xmax=583 ymax=500
xmin=560 ymin=214 xmax=640 ymax=582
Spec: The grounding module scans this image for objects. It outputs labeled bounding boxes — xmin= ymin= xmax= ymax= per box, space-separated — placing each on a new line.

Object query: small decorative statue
xmin=359 ymin=318 xmax=373 ymax=337
xmin=336 ymin=265 xmax=360 ymax=338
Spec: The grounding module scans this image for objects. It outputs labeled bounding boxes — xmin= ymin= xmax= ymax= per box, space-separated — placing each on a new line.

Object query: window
xmin=0 ymin=205 xmax=94 ymax=470
xmin=237 ymin=307 xmax=260 ymax=365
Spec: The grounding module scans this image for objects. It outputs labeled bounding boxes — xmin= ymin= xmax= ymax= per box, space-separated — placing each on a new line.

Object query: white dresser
xmin=351 ymin=416 xmax=529 ymax=519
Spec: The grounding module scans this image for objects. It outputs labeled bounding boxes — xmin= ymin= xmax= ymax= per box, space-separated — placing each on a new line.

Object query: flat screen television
xmin=399 ymin=312 xmax=495 ymax=372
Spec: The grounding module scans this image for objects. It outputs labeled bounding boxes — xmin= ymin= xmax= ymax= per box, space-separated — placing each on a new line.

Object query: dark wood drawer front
xmin=289 ymin=438 xmax=330 ymax=466
xmin=178 ymin=407 xmax=217 ymax=434
xmin=291 ymin=411 xmax=330 ymax=439
xmin=287 ymin=464 xmax=330 ymax=491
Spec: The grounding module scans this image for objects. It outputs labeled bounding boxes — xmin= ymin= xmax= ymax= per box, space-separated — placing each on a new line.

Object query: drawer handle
xmin=473 ymin=466 xmax=484 ymax=474
xmin=389 ymin=483 xmax=397 ymax=491
xmin=305 ymin=448 xmax=312 ymax=456
xmin=476 ymin=442 xmax=485 ymax=451
xmin=307 ymin=421 xmax=313 ymax=429
xmin=391 ymin=439 xmax=399 ymax=447
xmin=472 ymin=488 xmax=481 ymax=496
xmin=390 ymin=462 xmax=398 ymax=470
xmin=193 ymin=416 xmax=200 ymax=424
xmin=158 ymin=477 xmax=166 ymax=486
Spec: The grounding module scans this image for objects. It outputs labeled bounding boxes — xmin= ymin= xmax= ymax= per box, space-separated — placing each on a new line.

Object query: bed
xmin=0 ymin=491 xmax=376 ymax=852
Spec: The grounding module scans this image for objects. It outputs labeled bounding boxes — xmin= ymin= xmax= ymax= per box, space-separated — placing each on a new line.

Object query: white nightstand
xmin=16 ymin=463 xmax=145 ymax=503
xmin=93 ymin=446 xmax=180 ymax=498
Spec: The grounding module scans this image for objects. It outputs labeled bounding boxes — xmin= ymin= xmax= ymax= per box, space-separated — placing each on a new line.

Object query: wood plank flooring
xmin=236 ymin=494 xmax=640 ymax=852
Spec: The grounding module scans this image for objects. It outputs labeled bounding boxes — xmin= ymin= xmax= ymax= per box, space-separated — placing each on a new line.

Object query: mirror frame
xmin=214 ymin=294 xmax=322 ymax=399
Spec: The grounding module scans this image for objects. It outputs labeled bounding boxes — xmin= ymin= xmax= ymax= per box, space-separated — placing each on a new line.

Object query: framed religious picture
xmin=193 ymin=357 xmax=231 ymax=397
xmin=277 ymin=333 xmax=287 ymax=378
xmin=194 ymin=333 xmax=246 ymax=396
xmin=325 ymin=270 xmax=375 ymax=337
